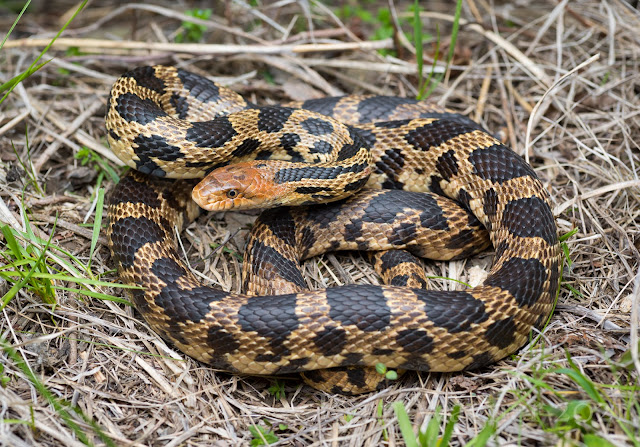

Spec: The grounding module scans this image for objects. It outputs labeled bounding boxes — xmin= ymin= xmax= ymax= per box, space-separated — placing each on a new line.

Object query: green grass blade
xmin=466 ymin=421 xmax=496 ymax=447
xmin=55 ymin=287 xmax=131 ymax=304
xmin=0 ymin=0 xmax=89 ymax=105
xmin=416 ymin=0 xmax=463 ymax=99
xmin=413 ymin=0 xmax=423 ymax=90
xmin=582 ymin=434 xmax=617 ymax=447
xmin=88 ymin=188 xmax=105 ymax=269
xmin=558 ymin=227 xmax=578 ymax=242
xmin=0 ymin=0 xmax=31 ymax=51
xmin=439 ymin=405 xmax=460 ymax=447
xmin=1 ymin=224 xmax=24 ymax=261
xmin=392 ymin=402 xmax=419 ymax=447
xmin=419 ymin=405 xmax=441 ymax=446
xmin=0 ymin=61 xmax=50 ymax=95
xmin=15 ymin=273 xmax=139 ymax=289
xmin=1 ymin=226 xmax=56 ymax=309
xmin=553 ymin=367 xmax=605 ymax=404
xmin=446 ymin=0 xmax=464 ymax=70
xmin=418 ymin=25 xmax=441 ymax=99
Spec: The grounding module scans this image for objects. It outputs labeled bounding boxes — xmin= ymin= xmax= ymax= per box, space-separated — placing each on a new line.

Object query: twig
xmin=3 ymin=37 xmax=394 ymax=55
xmin=474 ymin=65 xmax=492 ymax=122
xmin=28 ymin=98 xmax=124 ymax=166
xmin=242 ymin=54 xmax=343 ymax=96
xmin=34 ymin=100 xmax=104 ymax=174
xmin=0 ymin=196 xmax=22 ymax=231
xmin=295 ymin=57 xmax=450 ymax=75
xmin=30 ymin=213 xmax=108 ymax=247
xmin=0 ymin=110 xmax=30 ymax=137
xmin=554 ymin=179 xmax=640 ymax=215
xmin=555 ymin=304 xmax=623 ymax=331
xmin=417 ymin=11 xmax=550 ymax=84
xmin=65 ymin=3 xmax=267 ymax=44
xmin=525 ymin=54 xmax=600 ymax=162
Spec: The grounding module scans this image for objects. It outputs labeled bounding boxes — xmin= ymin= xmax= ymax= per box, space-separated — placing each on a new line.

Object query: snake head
xmin=192 ymin=161 xmax=289 ymax=211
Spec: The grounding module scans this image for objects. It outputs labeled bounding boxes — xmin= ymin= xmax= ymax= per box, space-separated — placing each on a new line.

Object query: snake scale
xmin=105 ymin=65 xmax=561 ymax=394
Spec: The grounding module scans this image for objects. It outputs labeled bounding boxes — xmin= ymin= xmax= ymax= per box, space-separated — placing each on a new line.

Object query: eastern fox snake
xmin=106 ymin=65 xmax=561 ymax=394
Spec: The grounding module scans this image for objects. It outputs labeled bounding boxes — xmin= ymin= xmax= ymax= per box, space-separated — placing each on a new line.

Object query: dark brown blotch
xmin=300 ymin=117 xmax=334 ymax=136
xmin=230 ymin=137 xmax=262 ymax=158
xmin=435 ymin=149 xmax=459 ymax=181
xmin=468 ymin=144 xmax=538 ymax=184
xmin=326 ymin=284 xmax=391 ymax=332
xmin=484 ymin=257 xmax=547 ymax=307
xmin=404 ymin=120 xmax=476 ymax=151
xmin=110 ymin=216 xmax=165 ymax=269
xmin=115 ymin=93 xmax=167 ymax=126
xmin=257 ymin=106 xmax=294 ymax=133
xmin=184 ymin=116 xmax=238 ymax=148
xmin=313 ymin=325 xmax=347 ymax=356
xmin=237 ymin=293 xmax=301 ymax=347
xmin=501 ymin=196 xmax=557 ymax=245
xmin=124 ymin=66 xmax=166 ymax=95
xmin=150 ymin=257 xmax=227 ymax=323
xmin=416 ymin=289 xmax=489 ymax=333
xmin=395 ymin=328 xmax=434 ymax=355
xmin=484 ymin=316 xmax=517 ymax=349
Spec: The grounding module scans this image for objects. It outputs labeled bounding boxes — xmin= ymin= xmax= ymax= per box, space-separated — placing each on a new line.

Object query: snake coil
xmin=106 ymin=66 xmax=561 ymax=393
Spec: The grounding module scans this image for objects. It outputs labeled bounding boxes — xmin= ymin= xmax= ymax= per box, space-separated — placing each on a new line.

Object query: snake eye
xmin=226 ymin=189 xmax=238 ymax=198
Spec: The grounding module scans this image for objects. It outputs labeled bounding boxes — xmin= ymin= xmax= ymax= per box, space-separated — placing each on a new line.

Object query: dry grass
xmin=0 ymin=1 xmax=639 ymax=446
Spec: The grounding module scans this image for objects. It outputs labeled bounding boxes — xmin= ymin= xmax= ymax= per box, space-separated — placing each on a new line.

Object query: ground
xmin=0 ymin=1 xmax=638 ymax=446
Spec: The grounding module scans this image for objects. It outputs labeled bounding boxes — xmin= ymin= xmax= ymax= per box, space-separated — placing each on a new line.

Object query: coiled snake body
xmin=106 ymin=66 xmax=561 ymax=393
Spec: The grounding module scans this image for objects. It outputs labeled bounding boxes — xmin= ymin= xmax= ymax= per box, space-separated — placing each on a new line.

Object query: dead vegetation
xmin=0 ymin=1 xmax=639 ymax=446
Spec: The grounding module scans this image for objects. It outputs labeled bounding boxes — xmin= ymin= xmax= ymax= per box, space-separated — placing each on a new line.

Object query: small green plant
xmin=543 ymin=400 xmax=593 ymax=433
xmin=75 ymin=145 xmax=121 ymax=186
xmin=375 ymin=362 xmax=398 ymax=380
xmin=1 ymin=218 xmax=57 ymax=306
xmin=512 ymin=350 xmax=640 ymax=445
xmin=0 ymin=188 xmax=134 ymax=310
xmin=558 ymin=227 xmax=581 ymax=297
xmin=370 ymin=8 xmax=395 ymax=57
xmin=559 ymin=227 xmax=578 ymax=269
xmin=0 ymin=216 xmax=135 ymax=309
xmin=336 ymin=4 xmax=430 ymax=57
xmin=249 ymin=423 xmax=279 ymax=446
xmin=344 ymin=414 xmax=355 ymax=422
xmin=267 ymin=379 xmax=286 ymax=400
xmin=0 ymin=362 xmax=11 ymax=387
xmin=175 ymin=8 xmax=212 ymax=43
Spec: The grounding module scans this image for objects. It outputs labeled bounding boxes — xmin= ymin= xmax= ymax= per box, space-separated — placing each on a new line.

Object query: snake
xmin=105 ymin=65 xmax=562 ymax=394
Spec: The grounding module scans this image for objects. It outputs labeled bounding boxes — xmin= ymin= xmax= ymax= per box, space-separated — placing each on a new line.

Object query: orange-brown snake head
xmin=192 ymin=161 xmax=291 ymax=211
